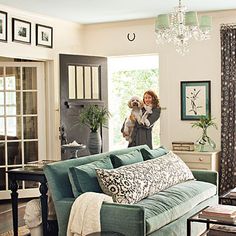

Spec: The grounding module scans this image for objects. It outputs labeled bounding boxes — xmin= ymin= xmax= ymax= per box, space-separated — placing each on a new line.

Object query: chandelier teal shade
xmin=155 ymin=0 xmax=212 ymax=55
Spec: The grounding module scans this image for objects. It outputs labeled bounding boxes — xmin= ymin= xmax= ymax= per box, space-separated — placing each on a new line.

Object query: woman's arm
xmin=137 ymin=107 xmax=161 ymax=129
xmin=148 ymin=107 xmax=161 ymax=126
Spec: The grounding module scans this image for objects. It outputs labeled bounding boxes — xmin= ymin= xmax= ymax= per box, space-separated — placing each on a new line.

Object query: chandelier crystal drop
xmin=155 ymin=0 xmax=212 ymax=55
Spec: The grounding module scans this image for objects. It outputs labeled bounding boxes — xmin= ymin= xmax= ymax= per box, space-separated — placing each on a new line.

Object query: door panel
xmin=0 ymin=62 xmax=45 ymax=199
xmin=60 ymin=54 xmax=108 ymax=160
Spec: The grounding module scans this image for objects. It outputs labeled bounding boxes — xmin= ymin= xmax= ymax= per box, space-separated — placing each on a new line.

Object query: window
xmin=108 ymin=55 xmax=160 ymax=150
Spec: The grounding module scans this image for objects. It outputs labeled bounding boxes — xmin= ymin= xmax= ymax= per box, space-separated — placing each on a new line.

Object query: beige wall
xmin=83 ymin=10 xmax=236 ymax=150
xmin=0 ymin=4 xmax=235 ymax=154
xmin=0 ymin=4 xmax=85 ymax=160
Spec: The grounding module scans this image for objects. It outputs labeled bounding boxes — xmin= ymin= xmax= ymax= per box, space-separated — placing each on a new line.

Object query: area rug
xmin=0 ymin=226 xmax=30 ymax=236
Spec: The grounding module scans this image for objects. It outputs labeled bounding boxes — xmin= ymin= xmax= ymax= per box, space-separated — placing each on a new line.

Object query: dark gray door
xmin=59 ymin=54 xmax=108 ymax=159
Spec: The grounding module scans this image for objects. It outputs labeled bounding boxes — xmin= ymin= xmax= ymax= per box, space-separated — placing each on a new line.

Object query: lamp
xmin=155 ymin=0 xmax=212 ymax=55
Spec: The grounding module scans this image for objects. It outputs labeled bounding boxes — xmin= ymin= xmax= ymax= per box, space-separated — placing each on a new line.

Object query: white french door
xmin=0 ymin=62 xmax=46 ymax=199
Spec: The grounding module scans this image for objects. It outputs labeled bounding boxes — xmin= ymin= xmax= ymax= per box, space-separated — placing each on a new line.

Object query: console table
xmin=7 ymin=168 xmax=48 ymax=236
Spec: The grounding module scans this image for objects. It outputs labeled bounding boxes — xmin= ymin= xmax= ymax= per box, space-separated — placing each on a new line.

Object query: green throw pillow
xmin=110 ymin=149 xmax=143 ymax=168
xmin=68 ymin=157 xmax=113 ymax=197
xmin=140 ymin=146 xmax=168 ymax=161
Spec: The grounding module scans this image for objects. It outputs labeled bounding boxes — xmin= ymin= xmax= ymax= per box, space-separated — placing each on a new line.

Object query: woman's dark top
xmin=122 ymin=107 xmax=161 ymax=149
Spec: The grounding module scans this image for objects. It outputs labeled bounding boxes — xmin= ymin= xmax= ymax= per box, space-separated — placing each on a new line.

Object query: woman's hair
xmin=143 ymin=90 xmax=160 ymax=108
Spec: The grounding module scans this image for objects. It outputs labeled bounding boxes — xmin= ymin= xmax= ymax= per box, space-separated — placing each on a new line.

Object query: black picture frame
xmin=181 ymin=81 xmax=211 ymax=120
xmin=0 ymin=11 xmax=7 ymax=42
xmin=36 ymin=24 xmax=53 ymax=48
xmin=12 ymin=18 xmax=31 ymax=44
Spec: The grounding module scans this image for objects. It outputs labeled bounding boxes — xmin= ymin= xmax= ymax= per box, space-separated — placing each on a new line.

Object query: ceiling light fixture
xmin=155 ymin=0 xmax=212 ymax=55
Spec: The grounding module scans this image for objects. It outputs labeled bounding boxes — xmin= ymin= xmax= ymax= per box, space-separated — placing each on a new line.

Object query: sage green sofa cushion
xmin=68 ymin=157 xmax=113 ymax=197
xmin=140 ymin=146 xmax=168 ymax=160
xmin=110 ymin=149 xmax=143 ymax=168
xmin=135 ymin=180 xmax=217 ymax=234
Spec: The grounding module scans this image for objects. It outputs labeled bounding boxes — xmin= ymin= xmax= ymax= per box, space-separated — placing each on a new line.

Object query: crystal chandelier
xmin=155 ymin=0 xmax=212 ymax=55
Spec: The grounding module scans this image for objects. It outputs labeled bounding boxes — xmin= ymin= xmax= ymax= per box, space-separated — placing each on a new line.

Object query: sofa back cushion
xmin=96 ymin=151 xmax=194 ymax=204
xmin=140 ymin=146 xmax=168 ymax=160
xmin=110 ymin=149 xmax=143 ymax=168
xmin=44 ymin=144 xmax=150 ymax=200
xmin=68 ymin=157 xmax=113 ymax=197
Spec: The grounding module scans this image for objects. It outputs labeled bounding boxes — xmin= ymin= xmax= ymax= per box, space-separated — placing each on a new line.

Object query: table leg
xmin=10 ymin=178 xmax=19 ymax=236
xmin=187 ymin=219 xmax=191 ymax=236
xmin=39 ymin=182 xmax=48 ymax=236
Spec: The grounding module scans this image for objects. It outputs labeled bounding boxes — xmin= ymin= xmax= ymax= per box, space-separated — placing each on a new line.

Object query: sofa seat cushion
xmin=135 ymin=180 xmax=217 ymax=234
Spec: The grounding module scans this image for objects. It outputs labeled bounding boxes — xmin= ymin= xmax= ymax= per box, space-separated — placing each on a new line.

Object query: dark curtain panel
xmin=220 ymin=25 xmax=236 ymax=194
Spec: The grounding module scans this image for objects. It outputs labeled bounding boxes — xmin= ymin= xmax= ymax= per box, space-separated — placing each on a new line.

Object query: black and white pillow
xmin=96 ymin=151 xmax=194 ymax=204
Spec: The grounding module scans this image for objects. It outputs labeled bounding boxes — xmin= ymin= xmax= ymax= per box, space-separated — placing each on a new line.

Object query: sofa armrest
xmin=54 ymin=198 xmax=74 ymax=236
xmin=191 ymin=169 xmax=218 ymax=187
xmin=101 ymin=202 xmax=145 ymax=236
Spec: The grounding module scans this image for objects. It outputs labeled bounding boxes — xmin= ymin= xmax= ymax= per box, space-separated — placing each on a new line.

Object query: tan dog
xmin=123 ymin=96 xmax=143 ymax=143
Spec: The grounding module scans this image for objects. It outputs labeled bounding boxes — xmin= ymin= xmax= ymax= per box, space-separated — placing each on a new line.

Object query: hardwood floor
xmin=0 ymin=198 xmax=31 ymax=234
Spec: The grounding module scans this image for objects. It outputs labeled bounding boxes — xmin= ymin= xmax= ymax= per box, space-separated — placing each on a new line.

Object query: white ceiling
xmin=0 ymin=0 xmax=236 ymax=24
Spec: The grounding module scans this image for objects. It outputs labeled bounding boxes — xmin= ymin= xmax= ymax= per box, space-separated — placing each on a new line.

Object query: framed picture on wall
xmin=0 ymin=11 xmax=7 ymax=42
xmin=12 ymin=18 xmax=31 ymax=44
xmin=36 ymin=24 xmax=53 ymax=48
xmin=181 ymin=81 xmax=211 ymax=120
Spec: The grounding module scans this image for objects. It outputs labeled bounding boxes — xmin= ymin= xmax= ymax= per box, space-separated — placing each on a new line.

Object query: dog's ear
xmin=128 ymin=100 xmax=132 ymax=108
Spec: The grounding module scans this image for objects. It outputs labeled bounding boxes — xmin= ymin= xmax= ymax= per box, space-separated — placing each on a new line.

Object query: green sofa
xmin=44 ymin=145 xmax=218 ymax=236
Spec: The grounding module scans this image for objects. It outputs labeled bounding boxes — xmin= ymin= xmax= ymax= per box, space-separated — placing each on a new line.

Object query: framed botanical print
xmin=0 ymin=11 xmax=7 ymax=42
xmin=12 ymin=18 xmax=31 ymax=44
xmin=181 ymin=81 xmax=211 ymax=120
xmin=36 ymin=24 xmax=53 ymax=48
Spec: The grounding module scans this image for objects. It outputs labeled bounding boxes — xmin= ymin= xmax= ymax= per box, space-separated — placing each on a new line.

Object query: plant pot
xmin=195 ymin=128 xmax=216 ymax=152
xmin=88 ymin=131 xmax=102 ymax=154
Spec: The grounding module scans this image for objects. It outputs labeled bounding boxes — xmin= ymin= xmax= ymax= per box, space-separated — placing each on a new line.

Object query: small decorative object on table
xmin=199 ymin=204 xmax=236 ymax=223
xmin=207 ymin=225 xmax=236 ymax=236
xmin=191 ymin=115 xmax=218 ymax=152
xmin=79 ymin=105 xmax=110 ymax=154
xmin=172 ymin=141 xmax=194 ymax=151
xmin=61 ymin=140 xmax=86 ymax=158
xmin=26 ymin=160 xmax=57 ymax=170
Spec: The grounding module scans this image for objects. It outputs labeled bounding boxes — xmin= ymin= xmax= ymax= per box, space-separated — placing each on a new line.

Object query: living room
xmin=0 ymin=0 xmax=235 ymax=235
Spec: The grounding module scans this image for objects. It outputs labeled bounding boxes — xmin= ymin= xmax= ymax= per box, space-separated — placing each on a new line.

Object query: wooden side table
xmin=7 ymin=168 xmax=49 ymax=236
xmin=173 ymin=150 xmax=221 ymax=171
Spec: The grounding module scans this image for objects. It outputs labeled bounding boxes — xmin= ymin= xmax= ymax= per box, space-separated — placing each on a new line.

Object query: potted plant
xmin=191 ymin=116 xmax=218 ymax=152
xmin=80 ymin=105 xmax=110 ymax=154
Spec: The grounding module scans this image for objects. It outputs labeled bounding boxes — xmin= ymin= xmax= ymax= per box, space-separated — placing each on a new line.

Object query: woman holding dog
xmin=121 ymin=90 xmax=161 ymax=149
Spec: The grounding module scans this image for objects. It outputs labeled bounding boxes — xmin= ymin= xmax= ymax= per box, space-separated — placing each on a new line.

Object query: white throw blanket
xmin=67 ymin=192 xmax=113 ymax=236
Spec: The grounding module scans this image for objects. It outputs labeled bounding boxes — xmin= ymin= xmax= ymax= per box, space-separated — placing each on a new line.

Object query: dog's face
xmin=128 ymin=96 xmax=143 ymax=109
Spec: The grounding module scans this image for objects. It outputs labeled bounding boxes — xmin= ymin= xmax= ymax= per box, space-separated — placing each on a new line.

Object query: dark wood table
xmin=7 ymin=167 xmax=48 ymax=236
xmin=219 ymin=188 xmax=236 ymax=205
xmin=187 ymin=206 xmax=236 ymax=236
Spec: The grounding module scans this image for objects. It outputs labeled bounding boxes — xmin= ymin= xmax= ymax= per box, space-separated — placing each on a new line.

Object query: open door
xmin=59 ymin=54 xmax=108 ymax=159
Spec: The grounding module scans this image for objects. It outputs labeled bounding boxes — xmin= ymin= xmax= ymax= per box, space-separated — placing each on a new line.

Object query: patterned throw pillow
xmin=96 ymin=151 xmax=194 ymax=204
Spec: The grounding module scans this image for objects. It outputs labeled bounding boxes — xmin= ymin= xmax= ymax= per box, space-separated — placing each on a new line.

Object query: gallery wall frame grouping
xmin=0 ymin=11 xmax=7 ymax=42
xmin=0 ymin=10 xmax=53 ymax=48
xmin=12 ymin=18 xmax=31 ymax=44
xmin=36 ymin=24 xmax=53 ymax=48
xmin=180 ymin=81 xmax=211 ymax=121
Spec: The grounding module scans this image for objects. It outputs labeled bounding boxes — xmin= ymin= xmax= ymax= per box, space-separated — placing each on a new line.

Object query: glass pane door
xmin=0 ymin=62 xmax=45 ymax=199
